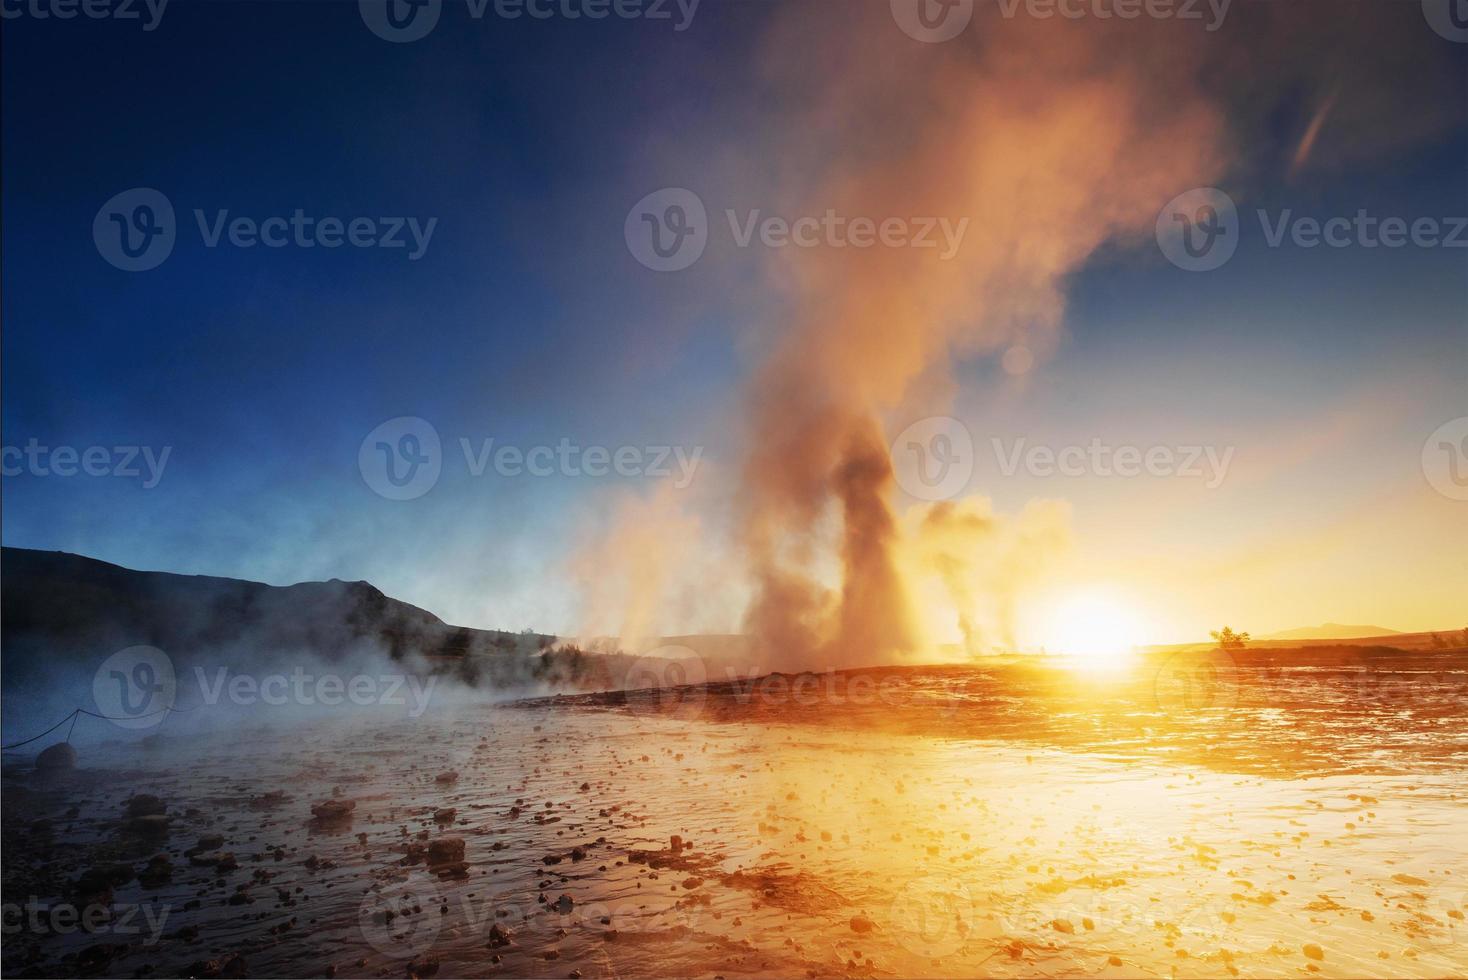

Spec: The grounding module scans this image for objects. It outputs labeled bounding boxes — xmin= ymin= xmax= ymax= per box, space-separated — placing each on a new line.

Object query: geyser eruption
xmin=737 ymin=7 xmax=1228 ymax=667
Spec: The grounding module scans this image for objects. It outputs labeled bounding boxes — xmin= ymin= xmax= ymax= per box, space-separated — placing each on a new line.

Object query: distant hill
xmin=0 ymin=549 xmax=652 ymax=741
xmin=1263 ymin=623 xmax=1402 ymax=641
xmin=0 ymin=548 xmax=557 ymax=679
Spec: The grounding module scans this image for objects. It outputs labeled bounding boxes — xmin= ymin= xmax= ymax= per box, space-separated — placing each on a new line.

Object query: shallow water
xmin=3 ymin=657 xmax=1466 ymax=978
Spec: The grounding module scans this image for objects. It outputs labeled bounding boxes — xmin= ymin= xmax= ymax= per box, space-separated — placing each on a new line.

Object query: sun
xmin=1042 ymin=592 xmax=1145 ymax=668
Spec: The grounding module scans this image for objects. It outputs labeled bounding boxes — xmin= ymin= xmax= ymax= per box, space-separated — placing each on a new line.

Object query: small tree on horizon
xmin=1210 ymin=626 xmax=1250 ymax=651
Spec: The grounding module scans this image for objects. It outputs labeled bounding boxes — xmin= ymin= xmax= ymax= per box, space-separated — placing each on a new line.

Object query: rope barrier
xmin=1 ymin=701 xmax=198 ymax=752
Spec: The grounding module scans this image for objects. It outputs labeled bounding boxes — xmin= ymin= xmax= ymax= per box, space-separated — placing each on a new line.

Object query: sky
xmin=3 ymin=0 xmax=1466 ymax=651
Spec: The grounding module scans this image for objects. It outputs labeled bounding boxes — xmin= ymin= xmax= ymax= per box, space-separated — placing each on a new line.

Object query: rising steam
xmin=736 ymin=8 xmax=1226 ymax=667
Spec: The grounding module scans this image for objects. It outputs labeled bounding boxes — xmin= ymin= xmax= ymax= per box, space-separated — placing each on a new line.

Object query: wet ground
xmin=3 ymin=654 xmax=1465 ymax=978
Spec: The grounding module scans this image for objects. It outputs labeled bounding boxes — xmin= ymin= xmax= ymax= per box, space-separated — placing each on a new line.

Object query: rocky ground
xmin=2 ymin=663 xmax=1465 ymax=978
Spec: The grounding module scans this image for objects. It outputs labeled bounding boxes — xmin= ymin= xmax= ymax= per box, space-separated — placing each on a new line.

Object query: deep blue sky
xmin=4 ymin=0 xmax=1466 ymax=637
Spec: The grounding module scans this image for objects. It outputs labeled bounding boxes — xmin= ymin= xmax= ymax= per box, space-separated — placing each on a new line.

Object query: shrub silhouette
xmin=1209 ymin=626 xmax=1250 ymax=651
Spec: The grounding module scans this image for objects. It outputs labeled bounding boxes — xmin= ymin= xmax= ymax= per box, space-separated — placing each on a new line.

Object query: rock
xmin=1303 ymin=944 xmax=1325 ymax=961
xmin=682 ymin=877 xmax=703 ymax=889
xmin=185 ymin=954 xmax=247 ymax=978
xmin=849 ymin=914 xmax=875 ymax=934
xmin=670 ymin=835 xmax=683 ymax=853
xmin=188 ymin=851 xmax=239 ymax=873
xmin=310 ymin=799 xmax=356 ymax=821
xmin=123 ymin=814 xmax=171 ymax=837
xmin=125 ymin=794 xmax=166 ymax=818
xmin=486 ymin=923 xmax=514 ymax=948
xmin=1050 ymin=918 xmax=1075 ymax=934
xmin=139 ymin=854 xmax=173 ymax=888
xmin=554 ymin=894 xmax=574 ymax=914
xmin=187 ymin=835 xmax=226 ymax=856
xmin=406 ymin=953 xmax=439 ymax=977
xmin=35 ymin=742 xmax=77 ymax=771
xmin=434 ymin=771 xmax=459 ymax=784
xmin=427 ymin=837 xmax=465 ymax=866
xmin=433 ymin=808 xmax=456 ymax=824
xmin=75 ymin=863 xmax=133 ymax=905
xmin=76 ymin=945 xmax=117 ymax=972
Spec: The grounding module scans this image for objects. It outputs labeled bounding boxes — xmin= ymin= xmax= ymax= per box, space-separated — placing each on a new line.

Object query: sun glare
xmin=1043 ymin=592 xmax=1144 ymax=668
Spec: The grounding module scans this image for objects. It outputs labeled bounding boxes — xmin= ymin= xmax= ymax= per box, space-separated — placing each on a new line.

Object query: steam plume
xmin=737 ymin=8 xmax=1227 ymax=667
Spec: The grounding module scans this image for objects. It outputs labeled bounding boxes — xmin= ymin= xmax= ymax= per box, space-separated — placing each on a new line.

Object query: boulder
xmin=426 ymin=837 xmax=465 ymax=866
xmin=125 ymin=794 xmax=166 ymax=818
xmin=310 ymin=799 xmax=356 ymax=821
xmin=35 ymin=742 xmax=77 ymax=771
